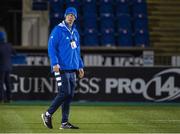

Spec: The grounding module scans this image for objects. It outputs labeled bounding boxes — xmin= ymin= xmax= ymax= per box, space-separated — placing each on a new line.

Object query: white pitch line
xmin=151 ymin=119 xmax=180 ymax=122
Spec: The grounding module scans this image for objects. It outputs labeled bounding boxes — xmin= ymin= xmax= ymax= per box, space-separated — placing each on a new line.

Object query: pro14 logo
xmin=144 ymin=68 xmax=180 ymax=102
xmin=106 ymin=68 xmax=180 ymax=102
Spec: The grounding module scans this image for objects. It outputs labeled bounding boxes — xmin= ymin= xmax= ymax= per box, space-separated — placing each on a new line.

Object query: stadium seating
xmin=83 ymin=28 xmax=99 ymax=46
xmin=117 ymin=14 xmax=131 ymax=29
xmin=134 ymin=29 xmax=149 ymax=47
xmin=49 ymin=0 xmax=64 ymax=13
xmin=100 ymin=28 xmax=115 ymax=46
xmin=84 ymin=16 xmax=97 ymax=29
xmin=117 ymin=28 xmax=133 ymax=47
xmin=99 ymin=0 xmax=114 ymax=17
xmin=49 ymin=12 xmax=64 ymax=31
xmin=32 ymin=0 xmax=48 ymax=10
xmin=132 ymin=0 xmax=148 ymax=16
xmin=48 ymin=0 xmax=149 ymax=47
xmin=82 ymin=0 xmax=97 ymax=18
xmin=115 ymin=0 xmax=130 ymax=16
xmin=133 ymin=14 xmax=148 ymax=30
xmin=65 ymin=0 xmax=80 ymax=10
xmin=131 ymin=0 xmax=149 ymax=47
xmin=100 ymin=16 xmax=114 ymax=31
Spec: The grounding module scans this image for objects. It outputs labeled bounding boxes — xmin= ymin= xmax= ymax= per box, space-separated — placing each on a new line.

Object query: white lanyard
xmin=63 ymin=21 xmax=77 ymax=49
xmin=63 ymin=21 xmax=74 ymax=36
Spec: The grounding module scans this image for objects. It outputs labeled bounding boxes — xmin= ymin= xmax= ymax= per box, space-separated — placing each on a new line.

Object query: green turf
xmin=0 ymin=102 xmax=180 ymax=133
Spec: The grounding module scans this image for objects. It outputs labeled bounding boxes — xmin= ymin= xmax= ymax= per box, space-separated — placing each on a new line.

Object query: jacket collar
xmin=58 ymin=21 xmax=76 ymax=34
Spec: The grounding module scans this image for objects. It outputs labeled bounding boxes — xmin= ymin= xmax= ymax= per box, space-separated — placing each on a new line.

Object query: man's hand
xmin=53 ymin=64 xmax=60 ymax=72
xmin=78 ymin=68 xmax=84 ymax=78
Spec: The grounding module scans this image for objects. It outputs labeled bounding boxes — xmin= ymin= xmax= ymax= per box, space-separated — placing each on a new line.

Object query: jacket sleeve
xmin=77 ymin=33 xmax=84 ymax=68
xmin=79 ymin=51 xmax=84 ymax=68
xmin=48 ymin=27 xmax=59 ymax=67
xmin=78 ymin=45 xmax=84 ymax=68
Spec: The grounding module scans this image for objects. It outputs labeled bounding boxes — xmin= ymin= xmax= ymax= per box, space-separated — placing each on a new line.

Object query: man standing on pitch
xmin=41 ymin=7 xmax=84 ymax=129
xmin=0 ymin=31 xmax=15 ymax=103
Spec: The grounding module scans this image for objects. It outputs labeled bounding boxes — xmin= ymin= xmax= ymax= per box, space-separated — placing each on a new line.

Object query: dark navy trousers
xmin=0 ymin=71 xmax=11 ymax=101
xmin=47 ymin=71 xmax=76 ymax=123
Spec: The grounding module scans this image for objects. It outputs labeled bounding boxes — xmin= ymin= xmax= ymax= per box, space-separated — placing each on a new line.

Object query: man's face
xmin=65 ymin=14 xmax=76 ymax=26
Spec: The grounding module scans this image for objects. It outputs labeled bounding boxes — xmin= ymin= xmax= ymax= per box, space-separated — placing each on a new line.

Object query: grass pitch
xmin=0 ymin=102 xmax=180 ymax=133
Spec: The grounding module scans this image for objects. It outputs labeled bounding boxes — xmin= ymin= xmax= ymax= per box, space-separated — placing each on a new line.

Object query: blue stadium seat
xmin=131 ymin=0 xmax=149 ymax=47
xmin=49 ymin=0 xmax=64 ymax=31
xmin=83 ymin=0 xmax=96 ymax=6
xmin=75 ymin=20 xmax=83 ymax=35
xmin=82 ymin=0 xmax=97 ymax=18
xmin=99 ymin=5 xmax=113 ymax=17
xmin=100 ymin=16 xmax=114 ymax=32
xmin=101 ymin=28 xmax=115 ymax=46
xmin=50 ymin=12 xmax=64 ymax=30
xmin=117 ymin=28 xmax=133 ymax=47
xmin=100 ymin=0 xmax=114 ymax=4
xmin=49 ymin=0 xmax=64 ymax=13
xmin=84 ymin=28 xmax=99 ymax=46
xmin=117 ymin=14 xmax=131 ymax=29
xmin=134 ymin=29 xmax=149 ymax=47
xmin=134 ymin=16 xmax=148 ymax=31
xmin=83 ymin=16 xmax=97 ymax=29
xmin=50 ymin=11 xmax=64 ymax=19
xmin=115 ymin=0 xmax=130 ymax=16
xmin=133 ymin=13 xmax=148 ymax=20
xmin=65 ymin=0 xmax=80 ymax=10
xmin=99 ymin=0 xmax=113 ymax=17
xmin=132 ymin=0 xmax=148 ymax=16
xmin=32 ymin=0 xmax=48 ymax=10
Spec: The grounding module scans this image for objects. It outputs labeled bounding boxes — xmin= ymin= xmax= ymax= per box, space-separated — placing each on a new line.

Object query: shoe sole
xmin=59 ymin=127 xmax=79 ymax=129
xmin=41 ymin=114 xmax=49 ymax=129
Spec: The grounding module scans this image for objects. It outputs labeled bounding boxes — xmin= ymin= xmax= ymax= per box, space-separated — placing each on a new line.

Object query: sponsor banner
xmin=172 ymin=56 xmax=180 ymax=67
xmin=12 ymin=50 xmax=154 ymax=67
xmin=83 ymin=54 xmax=144 ymax=67
xmin=11 ymin=66 xmax=180 ymax=102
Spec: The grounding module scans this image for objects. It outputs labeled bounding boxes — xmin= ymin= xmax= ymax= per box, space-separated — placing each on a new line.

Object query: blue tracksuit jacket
xmin=0 ymin=42 xmax=15 ymax=71
xmin=48 ymin=21 xmax=84 ymax=71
